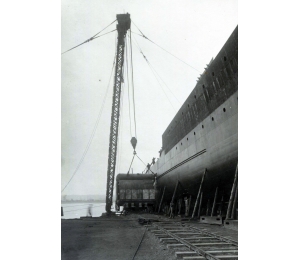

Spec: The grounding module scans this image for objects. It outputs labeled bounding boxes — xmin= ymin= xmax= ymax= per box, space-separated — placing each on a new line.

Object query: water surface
xmin=61 ymin=202 xmax=106 ymax=219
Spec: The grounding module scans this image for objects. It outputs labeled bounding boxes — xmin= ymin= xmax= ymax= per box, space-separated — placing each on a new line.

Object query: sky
xmin=61 ymin=0 xmax=238 ymax=196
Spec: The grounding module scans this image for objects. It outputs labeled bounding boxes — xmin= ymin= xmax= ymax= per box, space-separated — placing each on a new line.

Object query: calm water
xmin=61 ymin=202 xmax=106 ymax=219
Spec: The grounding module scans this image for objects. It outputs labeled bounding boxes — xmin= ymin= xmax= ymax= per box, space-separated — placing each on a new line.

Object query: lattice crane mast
xmin=105 ymin=14 xmax=131 ymax=212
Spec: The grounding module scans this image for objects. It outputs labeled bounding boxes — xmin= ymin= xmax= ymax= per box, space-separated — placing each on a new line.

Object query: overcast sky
xmin=61 ymin=0 xmax=238 ymax=196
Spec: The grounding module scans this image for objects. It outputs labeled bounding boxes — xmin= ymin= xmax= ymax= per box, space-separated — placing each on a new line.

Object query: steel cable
xmin=131 ymin=226 xmax=148 ymax=260
xmin=61 ymin=54 xmax=117 ymax=193
xmin=135 ymin=153 xmax=155 ymax=174
xmin=131 ymin=37 xmax=176 ymax=111
xmin=61 ymin=20 xmax=117 ymax=55
xmin=129 ymin=29 xmax=137 ymax=138
xmin=131 ymin=20 xmax=200 ymax=72
xmin=132 ymin=35 xmax=181 ymax=104
xmin=125 ymin=36 xmax=133 ymax=137
xmin=127 ymin=154 xmax=136 ymax=174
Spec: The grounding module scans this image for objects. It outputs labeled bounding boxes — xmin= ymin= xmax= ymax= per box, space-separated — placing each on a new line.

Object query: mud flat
xmin=61 ymin=213 xmax=237 ymax=260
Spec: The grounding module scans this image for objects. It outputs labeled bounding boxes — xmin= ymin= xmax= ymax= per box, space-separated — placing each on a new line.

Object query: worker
xmin=184 ymin=197 xmax=189 ymax=217
xmin=153 ymin=176 xmax=157 ymax=189
xmin=164 ymin=204 xmax=168 ymax=216
xmin=152 ymin=157 xmax=156 ymax=165
xmin=147 ymin=205 xmax=153 ymax=214
xmin=147 ymin=163 xmax=151 ymax=173
xmin=159 ymin=147 xmax=163 ymax=157
xmin=177 ymin=199 xmax=182 ymax=217
xmin=87 ymin=204 xmax=93 ymax=217
xmin=169 ymin=202 xmax=175 ymax=219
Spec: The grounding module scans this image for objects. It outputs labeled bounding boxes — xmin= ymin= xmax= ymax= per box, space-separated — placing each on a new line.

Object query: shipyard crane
xmin=105 ymin=14 xmax=131 ymax=212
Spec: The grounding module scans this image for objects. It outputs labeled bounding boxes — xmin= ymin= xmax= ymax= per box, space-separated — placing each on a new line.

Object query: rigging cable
xmin=141 ymin=165 xmax=148 ymax=174
xmin=131 ymin=37 xmax=176 ymax=111
xmin=129 ymin=29 xmax=137 ymax=138
xmin=62 ymin=29 xmax=116 ymax=55
xmin=131 ymin=226 xmax=148 ymax=260
xmin=131 ymin=20 xmax=200 ymax=72
xmin=125 ymin=35 xmax=133 ymax=137
xmin=91 ymin=19 xmax=117 ymax=38
xmin=135 ymin=153 xmax=146 ymax=167
xmin=127 ymin=153 xmax=136 ymax=174
xmin=132 ymin=35 xmax=181 ymax=105
xmin=61 ymin=54 xmax=117 ymax=193
xmin=61 ymin=19 xmax=117 ymax=54
xmin=136 ymin=153 xmax=155 ymax=174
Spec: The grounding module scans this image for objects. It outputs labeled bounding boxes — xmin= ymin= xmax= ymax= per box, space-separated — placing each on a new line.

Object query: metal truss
xmin=106 ymin=14 xmax=131 ymax=212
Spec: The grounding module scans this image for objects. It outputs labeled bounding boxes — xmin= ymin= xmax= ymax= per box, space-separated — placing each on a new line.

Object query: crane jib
xmin=105 ymin=13 xmax=131 ymax=213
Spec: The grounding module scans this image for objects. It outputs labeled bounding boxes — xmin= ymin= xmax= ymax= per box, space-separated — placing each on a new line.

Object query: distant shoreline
xmin=61 ymin=200 xmax=105 ymax=203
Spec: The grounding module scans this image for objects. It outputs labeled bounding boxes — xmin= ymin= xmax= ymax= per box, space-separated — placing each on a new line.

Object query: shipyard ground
xmin=61 ymin=213 xmax=238 ymax=260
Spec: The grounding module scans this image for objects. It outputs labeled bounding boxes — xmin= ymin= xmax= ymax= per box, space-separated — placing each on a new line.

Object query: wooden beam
xmin=197 ymin=192 xmax=203 ymax=218
xmin=187 ymin=194 xmax=192 ymax=216
xmin=171 ymin=180 xmax=179 ymax=204
xmin=168 ymin=180 xmax=179 ymax=216
xmin=191 ymin=169 xmax=207 ymax=219
xmin=211 ymin=187 xmax=219 ymax=217
xmin=231 ymin=186 xmax=238 ymax=219
xmin=226 ymin=163 xmax=238 ymax=219
xmin=157 ymin=186 xmax=166 ymax=213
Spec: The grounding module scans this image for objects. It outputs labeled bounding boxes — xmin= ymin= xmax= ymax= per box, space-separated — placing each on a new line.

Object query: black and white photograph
xmin=61 ymin=0 xmax=238 ymax=259
xmin=3 ymin=1 xmax=300 ymax=259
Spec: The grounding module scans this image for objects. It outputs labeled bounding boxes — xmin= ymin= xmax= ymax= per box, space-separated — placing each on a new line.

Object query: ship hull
xmin=153 ymin=91 xmax=237 ymax=201
xmin=150 ymin=26 xmax=238 ymax=208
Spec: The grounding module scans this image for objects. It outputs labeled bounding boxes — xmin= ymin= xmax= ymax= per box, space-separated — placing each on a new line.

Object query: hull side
xmin=150 ymin=26 xmax=238 ymax=205
xmin=153 ymin=91 xmax=238 ymax=200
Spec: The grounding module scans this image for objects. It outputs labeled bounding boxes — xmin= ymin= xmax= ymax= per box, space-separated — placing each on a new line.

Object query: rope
xmin=93 ymin=29 xmax=117 ymax=39
xmin=129 ymin=29 xmax=137 ymax=138
xmin=142 ymin=165 xmax=148 ymax=174
xmin=132 ymin=35 xmax=180 ymax=104
xmin=61 ymin=22 xmax=117 ymax=55
xmin=131 ymin=226 xmax=148 ymax=260
xmin=131 ymin=37 xmax=176 ymax=111
xmin=61 ymin=54 xmax=116 ymax=193
xmin=135 ymin=153 xmax=146 ymax=167
xmin=131 ymin=20 xmax=200 ymax=72
xmin=125 ymin=36 xmax=133 ymax=137
xmin=148 ymin=62 xmax=180 ymax=104
xmin=127 ymin=154 xmax=136 ymax=174
xmin=146 ymin=61 xmax=176 ymax=110
xmin=91 ymin=19 xmax=117 ymax=38
xmin=135 ymin=153 xmax=155 ymax=175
